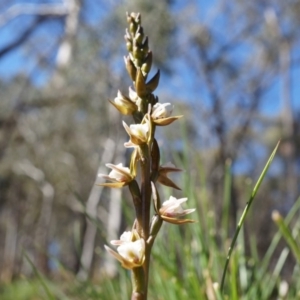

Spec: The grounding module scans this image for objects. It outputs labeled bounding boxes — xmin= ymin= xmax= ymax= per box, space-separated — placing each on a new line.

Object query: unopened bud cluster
xmin=125 ymin=12 xmax=151 ymax=74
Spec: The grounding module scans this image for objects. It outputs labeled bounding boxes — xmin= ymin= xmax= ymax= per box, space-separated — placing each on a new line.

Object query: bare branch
xmin=0 ymin=16 xmax=50 ymax=59
xmin=0 ymin=3 xmax=68 ymax=27
xmin=77 ymin=138 xmax=116 ymax=281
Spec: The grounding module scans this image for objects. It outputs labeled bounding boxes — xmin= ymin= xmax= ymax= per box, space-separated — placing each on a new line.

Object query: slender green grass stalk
xmin=237 ymin=215 xmax=248 ymax=293
xmin=23 ymin=251 xmax=56 ymax=300
xmin=220 ymin=141 xmax=280 ymax=293
xmin=272 ymin=210 xmax=300 ymax=263
xmin=222 ymin=159 xmax=232 ymax=239
xmin=263 ymin=247 xmax=289 ymax=298
xmin=258 ymin=195 xmax=300 ymax=276
xmin=74 ymin=191 xmax=107 ymax=240
xmin=229 ymin=250 xmax=238 ymax=300
xmin=247 ymin=195 xmax=300 ymax=298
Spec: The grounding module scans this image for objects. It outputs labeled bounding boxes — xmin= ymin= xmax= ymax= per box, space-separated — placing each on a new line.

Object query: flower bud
xmin=124 ymin=56 xmax=137 ymax=81
xmin=133 ymin=45 xmax=143 ymax=60
xmin=129 ymin=23 xmax=137 ymax=35
xmin=126 ymin=41 xmax=132 ymax=52
xmin=141 ymin=51 xmax=152 ymax=74
xmin=135 ymin=13 xmax=141 ymax=24
xmin=135 ymin=32 xmax=144 ymax=45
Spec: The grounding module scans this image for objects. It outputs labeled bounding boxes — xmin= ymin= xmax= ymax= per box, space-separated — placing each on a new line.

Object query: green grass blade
xmin=247 ymin=195 xmax=300 ymax=297
xmin=262 ymin=247 xmax=289 ymax=299
xmin=23 ymin=251 xmax=56 ymax=300
xmin=220 ymin=141 xmax=280 ymax=293
xmin=272 ymin=210 xmax=300 ymax=264
xmin=222 ymin=159 xmax=232 ymax=239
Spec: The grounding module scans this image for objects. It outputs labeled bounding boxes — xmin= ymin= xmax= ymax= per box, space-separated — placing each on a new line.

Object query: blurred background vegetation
xmin=0 ymin=0 xmax=299 ymax=299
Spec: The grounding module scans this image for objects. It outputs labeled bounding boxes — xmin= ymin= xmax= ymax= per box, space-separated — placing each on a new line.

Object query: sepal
xmin=151 ymin=138 xmax=160 ymax=174
xmin=145 ymin=69 xmax=160 ymax=93
xmin=153 ymin=115 xmax=183 ymax=126
xmin=157 ymin=162 xmax=182 ymax=190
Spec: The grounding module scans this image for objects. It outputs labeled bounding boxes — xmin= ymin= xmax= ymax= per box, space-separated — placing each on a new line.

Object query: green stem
xmin=140 ymin=144 xmax=151 ymax=240
xmin=221 ymin=159 xmax=232 ymax=239
xmin=129 ymin=180 xmax=143 ymax=236
xmin=139 ymin=143 xmax=152 ymax=299
xmin=131 ymin=266 xmax=145 ymax=300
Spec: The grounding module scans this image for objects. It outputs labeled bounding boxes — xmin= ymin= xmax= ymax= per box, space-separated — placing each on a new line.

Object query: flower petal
xmin=96 ymin=182 xmax=128 ymax=188
xmin=98 ymin=163 xmax=133 ymax=187
xmin=105 ymin=231 xmax=145 ymax=270
xmin=117 ymin=239 xmax=145 ymax=267
xmin=122 ymin=121 xmax=149 ymax=146
xmin=109 ymin=91 xmax=137 ymax=115
xmin=159 ymin=196 xmax=195 ymax=222
xmin=160 ymin=215 xmax=197 ymax=224
xmin=151 ymin=103 xmax=173 ymax=119
xmin=106 ymin=163 xmax=132 ymax=182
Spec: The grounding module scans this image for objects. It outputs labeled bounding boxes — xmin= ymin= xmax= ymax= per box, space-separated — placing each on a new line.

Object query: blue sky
xmin=0 ymin=0 xmax=299 ymax=117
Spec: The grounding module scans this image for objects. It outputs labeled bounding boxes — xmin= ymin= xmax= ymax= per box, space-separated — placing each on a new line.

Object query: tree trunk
xmin=76 ymin=138 xmax=115 ymax=280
